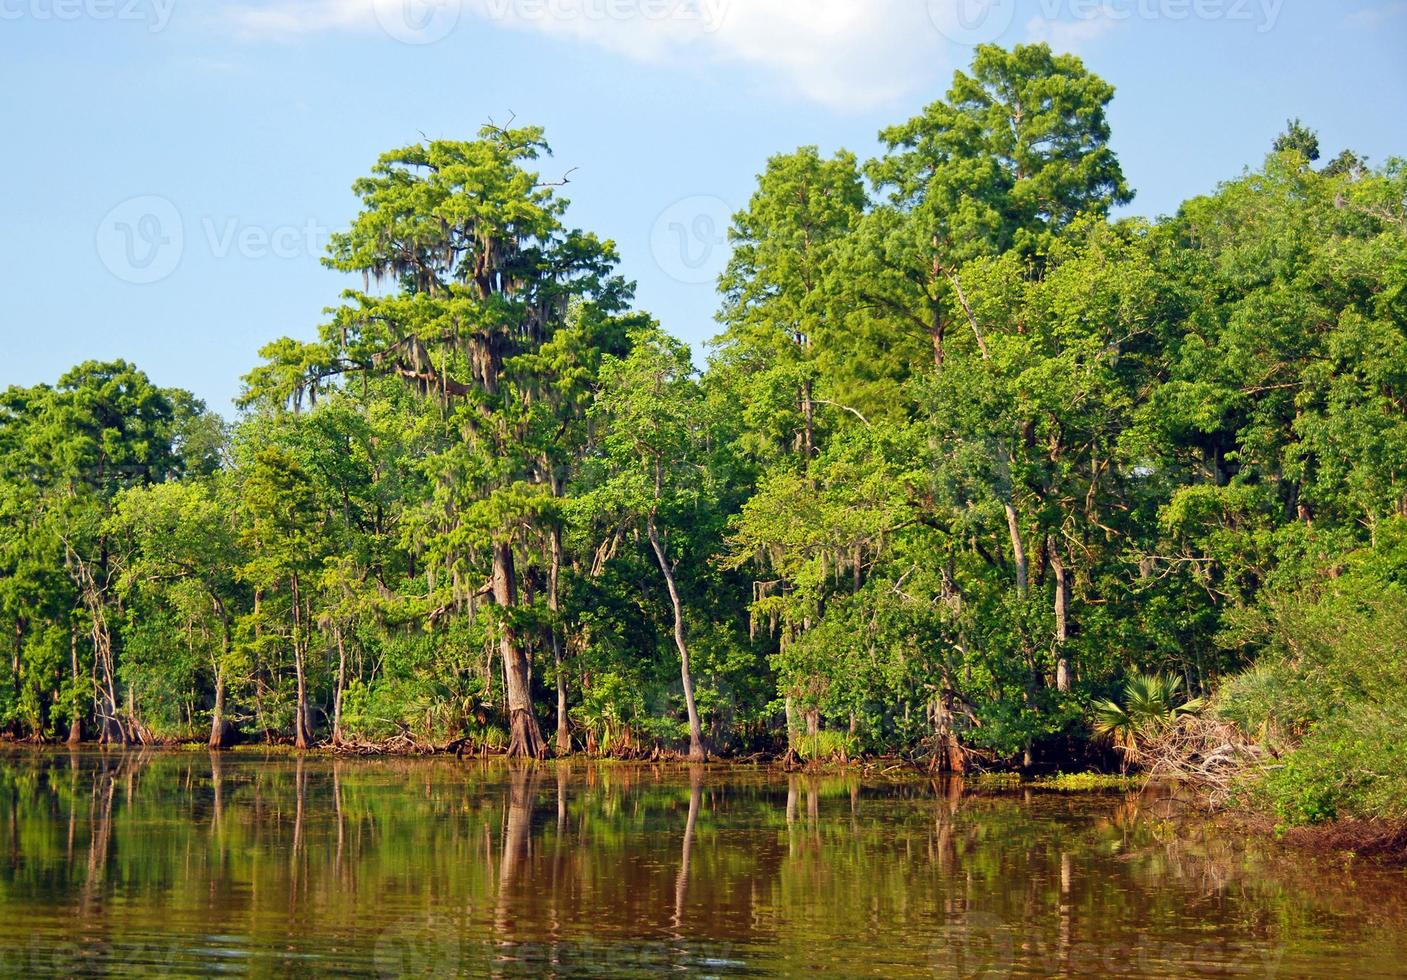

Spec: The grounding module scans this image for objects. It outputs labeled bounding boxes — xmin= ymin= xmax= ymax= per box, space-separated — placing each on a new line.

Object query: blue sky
xmin=2 ymin=0 xmax=1405 ymax=412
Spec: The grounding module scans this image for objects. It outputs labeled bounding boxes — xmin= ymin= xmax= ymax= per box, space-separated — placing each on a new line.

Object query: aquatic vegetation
xmin=1030 ymin=773 xmax=1142 ymax=792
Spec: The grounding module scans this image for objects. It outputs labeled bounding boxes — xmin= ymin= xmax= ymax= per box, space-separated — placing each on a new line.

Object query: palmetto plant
xmin=1092 ymin=673 xmax=1204 ymax=767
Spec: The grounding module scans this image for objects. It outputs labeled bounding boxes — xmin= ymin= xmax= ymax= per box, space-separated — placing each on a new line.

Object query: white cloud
xmin=218 ymin=0 xmax=949 ymax=109
xmin=222 ymin=0 xmax=370 ymax=40
xmin=1346 ymin=1 xmax=1407 ymax=28
xmin=1023 ymin=3 xmax=1121 ymax=51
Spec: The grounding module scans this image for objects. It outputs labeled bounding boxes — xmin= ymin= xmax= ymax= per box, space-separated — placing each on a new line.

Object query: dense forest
xmin=3 ymin=45 xmax=1404 ymax=822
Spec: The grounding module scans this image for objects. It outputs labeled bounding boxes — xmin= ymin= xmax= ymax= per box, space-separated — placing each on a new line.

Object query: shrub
xmin=793 ymin=730 xmax=858 ymax=763
xmin=1218 ymin=552 xmax=1407 ymax=825
xmin=1091 ymin=673 xmax=1203 ymax=767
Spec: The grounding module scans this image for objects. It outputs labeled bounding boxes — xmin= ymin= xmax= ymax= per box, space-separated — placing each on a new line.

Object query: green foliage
xmin=1272 ymin=117 xmax=1321 ymax=162
xmin=1030 ymin=773 xmax=1141 ymax=791
xmin=1092 ymin=674 xmax=1204 ymax=753
xmin=0 ymin=48 xmax=1402 ymax=799
xmin=792 ymin=730 xmax=858 ymax=764
xmin=1218 ymin=530 xmax=1407 ymax=824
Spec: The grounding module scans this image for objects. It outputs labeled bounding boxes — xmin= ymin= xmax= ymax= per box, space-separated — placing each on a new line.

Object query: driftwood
xmin=1135 ymin=715 xmax=1269 ymax=808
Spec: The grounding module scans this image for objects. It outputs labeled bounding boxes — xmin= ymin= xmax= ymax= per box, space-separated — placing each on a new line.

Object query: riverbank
xmin=8 ymin=738 xmax=1405 ymax=863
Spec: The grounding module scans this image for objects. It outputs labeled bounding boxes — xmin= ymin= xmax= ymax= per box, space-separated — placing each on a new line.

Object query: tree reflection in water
xmin=0 ymin=751 xmax=1405 ymax=977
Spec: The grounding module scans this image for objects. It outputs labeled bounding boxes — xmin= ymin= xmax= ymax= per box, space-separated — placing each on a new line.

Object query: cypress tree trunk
xmin=209 ymin=608 xmax=234 ymax=750
xmin=550 ymin=527 xmax=570 ymax=754
xmin=1005 ymin=502 xmax=1028 ymax=600
xmin=291 ymin=572 xmax=311 ymax=750
xmin=1050 ymin=538 xmax=1071 ymax=692
xmin=495 ymin=541 xmax=546 ymax=759
xmin=801 ymin=376 xmax=815 ymax=460
xmin=67 ymin=623 xmax=82 ymax=744
xmin=332 ymin=625 xmax=347 ymax=746
xmin=209 ymin=667 xmax=230 ymax=750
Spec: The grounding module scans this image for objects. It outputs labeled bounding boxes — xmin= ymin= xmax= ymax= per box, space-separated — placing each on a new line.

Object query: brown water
xmin=1 ymin=751 xmax=1404 ymax=977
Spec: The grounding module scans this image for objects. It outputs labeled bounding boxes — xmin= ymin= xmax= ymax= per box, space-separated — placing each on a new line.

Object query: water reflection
xmin=1 ymin=750 xmax=1405 ymax=977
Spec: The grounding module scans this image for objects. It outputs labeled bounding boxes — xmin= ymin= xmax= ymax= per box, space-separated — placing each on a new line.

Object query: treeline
xmin=3 ymin=45 xmax=1405 ymax=783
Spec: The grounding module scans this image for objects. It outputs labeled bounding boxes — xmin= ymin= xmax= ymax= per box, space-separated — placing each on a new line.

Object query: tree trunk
xmin=784 ymin=696 xmax=798 ymax=761
xmin=549 ymin=527 xmax=570 ymax=755
xmin=800 ymin=377 xmax=815 ymax=460
xmin=494 ymin=540 xmax=546 ymax=759
xmin=293 ymin=656 xmax=310 ymax=748
xmin=647 ymin=518 xmax=706 ymax=761
xmin=932 ymin=691 xmax=966 ymax=773
xmin=291 ymin=573 xmax=311 ymax=750
xmin=86 ymin=592 xmax=124 ymax=745
xmin=209 ymin=608 xmax=234 ymax=750
xmin=11 ymin=622 xmax=21 ymax=714
xmin=1005 ymin=501 xmax=1028 ymax=600
xmin=71 ymin=535 xmax=126 ymax=746
xmin=67 ymin=623 xmax=82 ymax=744
xmin=332 ymin=625 xmax=347 ymax=746
xmin=97 ymin=633 xmax=124 ymax=745
xmin=208 ymin=667 xmax=230 ymax=750
xmin=1050 ymin=537 xmax=1071 ymax=692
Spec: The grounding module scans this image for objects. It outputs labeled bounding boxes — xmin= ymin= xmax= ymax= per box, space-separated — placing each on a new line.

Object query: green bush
xmin=1256 ymin=696 xmax=1407 ymax=825
xmin=1218 ymin=538 xmax=1407 ymax=825
xmin=793 ymin=730 xmax=858 ymax=763
xmin=339 ymin=672 xmax=489 ymax=746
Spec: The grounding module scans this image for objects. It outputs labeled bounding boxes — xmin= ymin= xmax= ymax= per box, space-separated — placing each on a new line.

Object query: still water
xmin=1 ymin=751 xmax=1405 ymax=978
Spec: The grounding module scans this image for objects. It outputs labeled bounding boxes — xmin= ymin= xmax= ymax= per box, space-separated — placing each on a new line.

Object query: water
xmin=0 ymin=751 xmax=1404 ymax=977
